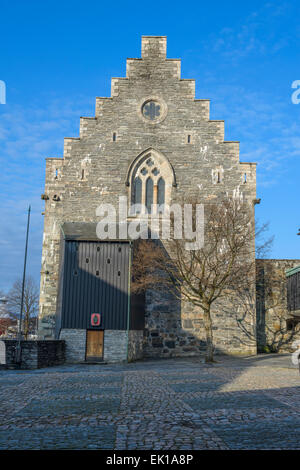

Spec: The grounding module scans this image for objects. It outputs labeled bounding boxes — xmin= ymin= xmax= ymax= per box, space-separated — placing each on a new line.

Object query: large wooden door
xmin=86 ymin=330 xmax=104 ymax=361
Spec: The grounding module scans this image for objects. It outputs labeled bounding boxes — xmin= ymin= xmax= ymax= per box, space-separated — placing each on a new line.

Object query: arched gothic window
xmin=128 ymin=149 xmax=175 ymax=215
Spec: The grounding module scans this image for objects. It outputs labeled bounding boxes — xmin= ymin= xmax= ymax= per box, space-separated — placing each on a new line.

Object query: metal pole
xmin=126 ymin=242 xmax=132 ymax=362
xmin=16 ymin=205 xmax=31 ymax=363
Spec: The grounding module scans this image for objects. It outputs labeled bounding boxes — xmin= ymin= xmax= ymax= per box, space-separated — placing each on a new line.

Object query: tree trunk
xmin=203 ymin=306 xmax=214 ymax=363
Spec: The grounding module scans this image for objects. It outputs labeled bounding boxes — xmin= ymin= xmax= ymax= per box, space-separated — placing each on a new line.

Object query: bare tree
xmin=0 ymin=292 xmax=13 ymax=336
xmin=132 ymin=198 xmax=271 ymax=363
xmin=7 ymin=276 xmax=39 ymax=339
xmin=0 ymin=291 xmax=12 ymax=336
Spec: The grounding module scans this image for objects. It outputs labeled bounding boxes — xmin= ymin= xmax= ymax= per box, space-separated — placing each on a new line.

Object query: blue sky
xmin=0 ymin=0 xmax=299 ymax=291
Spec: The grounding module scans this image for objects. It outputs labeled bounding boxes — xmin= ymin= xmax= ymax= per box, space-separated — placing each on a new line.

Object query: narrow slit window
xmin=132 ymin=176 xmax=142 ymax=213
xmin=146 ymin=177 xmax=154 ymax=213
xmin=217 ymin=172 xmax=221 ymax=183
xmin=55 ymin=169 xmax=58 ymax=179
xmin=187 ymin=134 xmax=191 ymax=144
xmin=157 ymin=177 xmax=165 ymax=210
xmin=244 ymin=173 xmax=247 ymax=183
xmin=81 ymin=169 xmax=85 ymax=180
xmin=96 ymin=270 xmax=99 ymax=276
xmin=113 ymin=132 xmax=117 ymax=142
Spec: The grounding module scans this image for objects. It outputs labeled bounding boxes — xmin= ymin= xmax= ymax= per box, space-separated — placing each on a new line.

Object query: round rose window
xmin=142 ymin=100 xmax=161 ymax=121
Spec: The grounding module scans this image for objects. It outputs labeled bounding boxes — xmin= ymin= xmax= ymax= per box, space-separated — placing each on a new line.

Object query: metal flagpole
xmin=16 ymin=205 xmax=31 ymax=364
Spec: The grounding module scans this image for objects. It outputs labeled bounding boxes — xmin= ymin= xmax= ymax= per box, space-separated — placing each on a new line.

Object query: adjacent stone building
xmin=38 ymin=36 xmax=299 ymax=362
xmin=256 ymin=259 xmax=300 ymax=353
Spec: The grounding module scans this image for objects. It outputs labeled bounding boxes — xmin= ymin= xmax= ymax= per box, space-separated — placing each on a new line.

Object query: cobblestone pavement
xmin=0 ymin=354 xmax=299 ymax=450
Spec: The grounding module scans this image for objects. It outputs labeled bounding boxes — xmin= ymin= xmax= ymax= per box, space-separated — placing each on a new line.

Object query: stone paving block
xmin=0 ymin=355 xmax=299 ymax=450
xmin=63 ymin=375 xmax=123 ymax=385
xmin=169 ymin=382 xmax=225 ymax=393
xmin=210 ymin=418 xmax=300 ymax=450
xmin=0 ymin=425 xmax=116 ymax=450
xmin=160 ymin=373 xmax=219 ymax=381
xmin=16 ymin=397 xmax=120 ymax=417
xmin=186 ymin=391 xmax=286 ymax=411
xmin=48 ymin=386 xmax=121 ymax=397
xmin=0 ymin=378 xmax=27 ymax=386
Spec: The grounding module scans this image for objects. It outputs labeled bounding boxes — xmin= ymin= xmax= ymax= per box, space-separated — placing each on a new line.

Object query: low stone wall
xmin=37 ymin=341 xmax=65 ymax=367
xmin=0 ymin=340 xmax=65 ymax=369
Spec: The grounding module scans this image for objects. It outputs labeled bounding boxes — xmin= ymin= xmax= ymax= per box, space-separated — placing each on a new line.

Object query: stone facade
xmin=256 ymin=259 xmax=300 ymax=353
xmin=39 ymin=35 xmax=262 ymax=361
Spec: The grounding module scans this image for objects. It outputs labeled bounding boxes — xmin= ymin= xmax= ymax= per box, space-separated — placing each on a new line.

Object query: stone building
xmin=256 ymin=259 xmax=300 ymax=353
xmin=38 ymin=36 xmax=300 ymax=362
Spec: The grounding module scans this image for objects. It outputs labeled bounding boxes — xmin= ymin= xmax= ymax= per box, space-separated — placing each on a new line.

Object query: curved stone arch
xmin=125 ymin=148 xmax=177 ymax=188
xmin=126 ymin=148 xmax=176 ymax=214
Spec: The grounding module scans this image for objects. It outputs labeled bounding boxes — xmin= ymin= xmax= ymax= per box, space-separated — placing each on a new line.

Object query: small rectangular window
xmin=113 ymin=132 xmax=117 ymax=142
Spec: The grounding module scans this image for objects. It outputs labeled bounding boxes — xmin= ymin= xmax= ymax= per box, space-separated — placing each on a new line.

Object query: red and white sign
xmin=91 ymin=313 xmax=101 ymax=326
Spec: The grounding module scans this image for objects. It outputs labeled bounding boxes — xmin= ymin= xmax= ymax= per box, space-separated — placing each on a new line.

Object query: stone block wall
xmin=103 ymin=330 xmax=128 ymax=362
xmin=143 ymin=287 xmax=256 ymax=359
xmin=256 ymin=259 xmax=300 ymax=352
xmin=1 ymin=340 xmax=65 ymax=369
xmin=128 ymin=330 xmax=144 ymax=361
xmin=37 ymin=341 xmax=65 ymax=367
xmin=59 ymin=329 xmax=86 ymax=363
xmin=143 ymin=289 xmax=204 ymax=358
